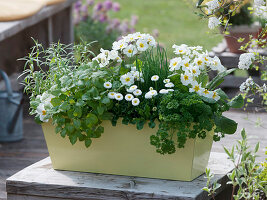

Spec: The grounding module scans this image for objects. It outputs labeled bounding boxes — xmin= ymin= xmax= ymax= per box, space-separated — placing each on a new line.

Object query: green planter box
xmin=42 ymin=120 xmax=214 ymax=181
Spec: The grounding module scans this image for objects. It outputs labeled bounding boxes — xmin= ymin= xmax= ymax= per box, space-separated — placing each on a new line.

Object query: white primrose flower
xmin=181 ymin=57 xmax=191 ymax=71
xmin=123 ymin=44 xmax=138 ymax=57
xmin=163 ymin=79 xmax=170 ymax=83
xmin=180 ymin=72 xmax=193 ymax=86
xmin=208 ymin=17 xmax=221 ymax=30
xmin=211 ymin=90 xmax=220 ymax=101
xmin=205 ymin=0 xmax=220 ymax=14
xmin=37 ymin=103 xmax=49 ymax=122
xmin=151 ymin=75 xmax=159 ymax=81
xmin=194 ymin=57 xmax=205 ymax=69
xmin=211 ymin=56 xmax=225 ymax=72
xmin=112 ymin=40 xmax=128 ymax=51
xmin=108 ymin=92 xmax=116 ymax=99
xmin=104 ymin=81 xmax=112 ymax=89
xmin=189 ymin=82 xmax=204 ymax=95
xmin=201 ymin=88 xmax=211 ymax=98
xmin=143 ymin=34 xmax=157 ymax=47
xmin=127 ymin=85 xmax=138 ymax=92
xmin=133 ymin=89 xmax=142 ymax=96
xmin=149 ymin=87 xmax=154 ymax=91
xmin=169 ymin=57 xmax=182 ymax=71
xmin=132 ymin=98 xmax=140 ymax=106
xmin=165 ymin=82 xmax=175 ymax=88
xmin=159 ymin=89 xmax=169 ymax=94
xmin=92 ymin=53 xmax=109 ymax=68
xmin=150 ymin=90 xmax=158 ymax=96
xmin=115 ymin=93 xmax=123 ymax=101
xmin=120 ymin=73 xmax=135 ymax=86
xmin=173 ymin=44 xmax=189 ymax=55
xmin=136 ymin=39 xmax=149 ymax=51
xmin=238 ymin=53 xmax=256 ymax=70
xmin=125 ymin=94 xmax=134 ymax=101
xmin=40 ymin=92 xmax=55 ymax=107
xmin=190 ymin=66 xmax=201 ymax=77
xmin=124 ymin=33 xmax=138 ymax=43
xmin=108 ymin=50 xmax=121 ymax=62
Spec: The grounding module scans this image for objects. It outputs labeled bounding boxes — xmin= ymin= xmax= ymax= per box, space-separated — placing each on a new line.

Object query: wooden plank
xmin=0 ymin=0 xmax=77 ymax=42
xmin=6 ymin=152 xmax=234 ymax=200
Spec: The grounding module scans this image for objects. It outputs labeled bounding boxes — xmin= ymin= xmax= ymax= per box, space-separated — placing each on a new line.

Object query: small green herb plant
xmin=203 ymin=129 xmax=267 ymax=200
xmin=22 ymin=33 xmax=244 ymax=154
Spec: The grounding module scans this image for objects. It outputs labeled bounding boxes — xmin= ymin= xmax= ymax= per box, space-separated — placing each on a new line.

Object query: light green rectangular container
xmin=42 ymin=120 xmax=214 ymax=181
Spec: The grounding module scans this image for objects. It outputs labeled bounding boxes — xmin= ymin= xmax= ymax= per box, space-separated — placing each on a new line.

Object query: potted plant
xmin=218 ymin=0 xmax=260 ymax=53
xmin=22 ymin=33 xmax=244 ymax=181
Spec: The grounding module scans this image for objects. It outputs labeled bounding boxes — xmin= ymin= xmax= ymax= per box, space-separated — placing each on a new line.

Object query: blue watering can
xmin=0 ymin=69 xmax=23 ymax=142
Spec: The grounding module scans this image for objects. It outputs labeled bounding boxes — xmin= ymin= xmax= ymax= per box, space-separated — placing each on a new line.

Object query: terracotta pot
xmin=223 ymin=25 xmax=261 ymax=54
xmin=42 ymin=119 xmax=214 ymax=181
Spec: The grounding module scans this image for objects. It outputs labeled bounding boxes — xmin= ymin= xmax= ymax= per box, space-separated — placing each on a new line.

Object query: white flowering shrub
xmin=23 ymin=33 xmax=244 ymax=154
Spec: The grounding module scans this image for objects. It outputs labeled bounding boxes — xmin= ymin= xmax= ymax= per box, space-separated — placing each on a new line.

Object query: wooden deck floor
xmin=0 ymin=98 xmax=266 ymax=200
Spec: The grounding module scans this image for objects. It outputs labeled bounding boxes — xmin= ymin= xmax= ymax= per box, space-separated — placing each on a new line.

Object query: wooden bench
xmin=6 ymin=152 xmax=234 ymax=200
xmin=0 ymin=0 xmax=77 ymax=76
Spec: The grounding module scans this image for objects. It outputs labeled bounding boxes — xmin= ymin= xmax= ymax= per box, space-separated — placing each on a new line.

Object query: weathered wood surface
xmin=0 ymin=0 xmax=76 ymax=42
xmin=6 ymin=152 xmax=234 ymax=200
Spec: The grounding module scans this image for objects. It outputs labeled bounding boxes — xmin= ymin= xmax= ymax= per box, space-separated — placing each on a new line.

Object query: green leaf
xmin=254 ymin=142 xmax=260 ymax=153
xmin=207 ymin=69 xmax=236 ymax=90
xmin=215 ymin=115 xmax=237 ymax=134
xmin=196 ymin=0 xmax=204 ymax=7
xmin=69 ymin=135 xmax=77 ymax=145
xmin=88 ymin=87 xmax=99 ymax=97
xmin=228 ymin=94 xmax=244 ymax=108
xmin=201 ymin=96 xmax=216 ymax=104
xmin=100 ymin=112 xmax=113 ymax=120
xmin=66 ymin=123 xmax=75 ymax=133
xmin=51 ymin=97 xmax=62 ymax=107
xmin=216 ymin=88 xmax=228 ymax=100
xmin=73 ymin=119 xmax=81 ymax=129
xmin=97 ymin=106 xmax=105 ymax=115
xmin=241 ymin=128 xmax=246 ymax=140
xmin=137 ymin=120 xmax=145 ymax=130
xmin=86 ymin=113 xmax=98 ymax=126
xmin=85 ymin=138 xmax=92 ymax=148
xmin=60 ymin=102 xmax=70 ymax=111
xmin=101 ymin=96 xmax=110 ymax=104
xmin=148 ymin=120 xmax=156 ymax=129
xmin=60 ymin=129 xmax=67 ymax=138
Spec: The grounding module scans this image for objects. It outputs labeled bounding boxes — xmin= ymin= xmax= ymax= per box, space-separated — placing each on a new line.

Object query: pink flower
xmin=104 ymin=0 xmax=113 ymax=10
xmin=112 ymin=2 xmax=120 ymax=12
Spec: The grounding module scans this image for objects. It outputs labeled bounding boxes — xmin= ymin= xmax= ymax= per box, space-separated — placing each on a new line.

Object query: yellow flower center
xmin=173 ymin=62 xmax=177 ymax=66
xmin=128 ymin=49 xmax=133 ymax=53
xmin=139 ymin=43 xmax=144 ymax=48
xmin=212 ymin=92 xmax=217 ymax=99
xmin=184 ymin=75 xmax=189 ymax=81
xmin=197 ymin=60 xmax=202 ymax=65
xmin=184 ymin=63 xmax=189 ymax=67
xmin=125 ymin=77 xmax=131 ymax=82
xmin=42 ymin=110 xmax=46 ymax=115
xmin=179 ymin=50 xmax=183 ymax=53
xmin=192 ymin=69 xmax=196 ymax=74
xmin=214 ymin=61 xmax=218 ymax=66
xmin=204 ymin=89 xmax=209 ymax=94
xmin=205 ymin=57 xmax=208 ymax=61
xmin=194 ymin=85 xmax=200 ymax=92
xmin=120 ymin=44 xmax=124 ymax=48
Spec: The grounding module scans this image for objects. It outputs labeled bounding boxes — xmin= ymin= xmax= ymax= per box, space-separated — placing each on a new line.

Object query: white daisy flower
xmin=136 ymin=39 xmax=149 ymax=51
xmin=133 ymin=89 xmax=142 ymax=96
xmin=159 ymin=89 xmax=169 ymax=94
xmin=127 ymin=85 xmax=138 ymax=93
xmin=145 ymin=92 xmax=153 ymax=99
xmin=123 ymin=44 xmax=138 ymax=57
xmin=104 ymin=82 xmax=112 ymax=89
xmin=169 ymin=57 xmax=182 ymax=71
xmin=37 ymin=103 xmax=49 ymax=122
xmin=151 ymin=75 xmax=159 ymax=81
xmin=150 ymin=90 xmax=158 ymax=96
xmin=163 ymin=79 xmax=170 ymax=83
xmin=149 ymin=87 xmax=154 ymax=91
xmin=125 ymin=94 xmax=134 ymax=101
xmin=108 ymin=92 xmax=116 ymax=99
xmin=180 ymin=72 xmax=193 ymax=86
xmin=120 ymin=73 xmax=135 ymax=86
xmin=132 ymin=98 xmax=140 ymax=106
xmin=115 ymin=93 xmax=123 ymax=101
xmin=165 ymin=82 xmax=175 ymax=88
